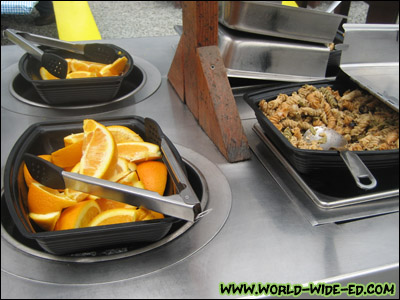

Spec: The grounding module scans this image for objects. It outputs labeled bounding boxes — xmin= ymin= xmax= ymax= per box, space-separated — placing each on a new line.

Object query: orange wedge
xmin=66 ymin=71 xmax=96 ymax=79
xmin=51 ymin=139 xmax=83 ymax=168
xmin=117 ymin=141 xmax=162 ymax=163
xmin=88 ymin=208 xmax=138 ymax=227
xmin=64 ymin=132 xmax=84 ymax=147
xmin=28 ymin=182 xmax=77 ymax=214
xmin=136 ymin=161 xmax=168 ymax=196
xmin=107 ymin=125 xmax=144 ymax=143
xmin=99 ymin=56 xmax=128 ymax=77
xmin=64 ymin=161 xmax=89 ymax=202
xmin=117 ymin=171 xmax=145 ymax=189
xmin=88 ymin=62 xmax=108 ymax=76
xmin=23 ymin=154 xmax=52 ymax=188
xmin=29 ymin=211 xmax=61 ymax=231
xmin=69 ymin=59 xmax=90 ymax=72
xmin=96 ymin=198 xmax=136 ymax=211
xmin=107 ymin=157 xmax=135 ymax=182
xmin=136 ymin=206 xmax=164 ymax=221
xmin=39 ymin=67 xmax=60 ymax=80
xmin=54 ymin=199 xmax=101 ymax=231
xmin=80 ymin=119 xmax=118 ymax=179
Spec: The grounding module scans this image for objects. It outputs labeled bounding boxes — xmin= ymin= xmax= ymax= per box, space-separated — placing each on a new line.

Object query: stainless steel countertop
xmin=1 ymin=35 xmax=399 ymax=298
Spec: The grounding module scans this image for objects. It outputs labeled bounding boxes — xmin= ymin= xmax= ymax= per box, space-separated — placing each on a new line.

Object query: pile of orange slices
xmin=25 ymin=119 xmax=168 ymax=231
xmin=39 ymin=56 xmax=128 ymax=80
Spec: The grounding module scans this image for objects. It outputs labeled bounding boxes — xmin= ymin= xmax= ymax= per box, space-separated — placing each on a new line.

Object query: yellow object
xmin=29 ymin=211 xmax=61 ymax=231
xmin=137 ymin=161 xmax=168 ymax=196
xmin=53 ymin=1 xmax=101 ymax=41
xmin=88 ymin=208 xmax=138 ymax=227
xmin=80 ymin=119 xmax=118 ymax=179
xmin=282 ymin=1 xmax=298 ymax=7
xmin=28 ymin=182 xmax=77 ymax=214
xmin=54 ymin=199 xmax=101 ymax=230
xmin=135 ymin=206 xmax=164 ymax=221
xmin=117 ymin=142 xmax=162 ymax=163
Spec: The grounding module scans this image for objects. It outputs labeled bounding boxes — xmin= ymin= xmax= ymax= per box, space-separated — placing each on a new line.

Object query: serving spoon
xmin=304 ymin=126 xmax=377 ymax=190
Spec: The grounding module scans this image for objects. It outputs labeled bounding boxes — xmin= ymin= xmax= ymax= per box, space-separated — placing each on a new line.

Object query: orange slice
xmin=107 ymin=125 xmax=144 ymax=143
xmin=99 ymin=56 xmax=128 ymax=77
xmin=107 ymin=157 xmax=135 ymax=182
xmin=88 ymin=62 xmax=108 ymax=76
xmin=117 ymin=141 xmax=162 ymax=163
xmin=88 ymin=208 xmax=138 ymax=227
xmin=136 ymin=206 xmax=164 ymax=221
xmin=28 ymin=182 xmax=77 ymax=214
xmin=54 ymin=199 xmax=101 ymax=231
xmin=23 ymin=154 xmax=52 ymax=188
xmin=39 ymin=67 xmax=60 ymax=80
xmin=69 ymin=59 xmax=90 ymax=72
xmin=64 ymin=132 xmax=84 ymax=147
xmin=29 ymin=211 xmax=61 ymax=231
xmin=66 ymin=71 xmax=96 ymax=79
xmin=64 ymin=161 xmax=89 ymax=202
xmin=96 ymin=198 xmax=136 ymax=211
xmin=80 ymin=119 xmax=118 ymax=179
xmin=136 ymin=161 xmax=168 ymax=196
xmin=51 ymin=139 xmax=83 ymax=168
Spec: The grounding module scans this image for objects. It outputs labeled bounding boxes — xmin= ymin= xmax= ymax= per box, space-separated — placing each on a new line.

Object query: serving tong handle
xmin=9 ymin=29 xmax=118 ymax=64
xmin=24 ymin=132 xmax=202 ymax=222
xmin=4 ymin=29 xmax=68 ymax=78
xmin=14 ymin=30 xmax=85 ymax=54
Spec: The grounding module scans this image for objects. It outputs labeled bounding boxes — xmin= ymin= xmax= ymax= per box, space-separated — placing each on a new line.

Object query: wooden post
xmin=168 ymin=1 xmax=251 ymax=162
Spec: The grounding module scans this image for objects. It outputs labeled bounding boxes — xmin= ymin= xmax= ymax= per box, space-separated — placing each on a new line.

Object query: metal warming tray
xmin=218 ymin=1 xmax=345 ymax=44
xmin=174 ymin=25 xmax=334 ymax=82
xmin=337 ymin=24 xmax=399 ymax=112
xmin=3 ymin=116 xmax=198 ymax=255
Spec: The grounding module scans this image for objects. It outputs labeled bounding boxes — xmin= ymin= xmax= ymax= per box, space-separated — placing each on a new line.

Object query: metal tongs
xmin=4 ymin=29 xmax=119 ymax=78
xmin=23 ymin=118 xmax=202 ymax=222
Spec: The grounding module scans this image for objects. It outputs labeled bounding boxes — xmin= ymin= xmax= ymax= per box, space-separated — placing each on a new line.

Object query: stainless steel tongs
xmin=23 ymin=118 xmax=202 ymax=222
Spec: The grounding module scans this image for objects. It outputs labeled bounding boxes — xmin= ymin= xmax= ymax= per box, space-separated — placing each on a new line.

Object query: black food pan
xmin=3 ymin=116 xmax=196 ymax=255
xmin=18 ymin=45 xmax=134 ymax=106
xmin=244 ymin=75 xmax=399 ymax=175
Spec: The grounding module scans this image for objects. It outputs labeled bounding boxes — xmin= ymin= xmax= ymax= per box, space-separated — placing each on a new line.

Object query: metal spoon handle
xmin=340 ymin=151 xmax=377 ymax=190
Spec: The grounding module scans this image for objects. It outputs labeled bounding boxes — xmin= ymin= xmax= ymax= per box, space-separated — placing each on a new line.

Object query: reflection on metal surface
xmin=339 ymin=24 xmax=399 ymax=112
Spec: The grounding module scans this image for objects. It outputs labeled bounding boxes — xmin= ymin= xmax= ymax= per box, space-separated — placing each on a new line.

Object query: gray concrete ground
xmin=0 ymin=1 xmax=392 ymax=46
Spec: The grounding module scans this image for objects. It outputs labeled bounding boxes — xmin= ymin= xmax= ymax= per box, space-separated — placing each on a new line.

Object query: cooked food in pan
xmin=259 ymin=84 xmax=399 ymax=151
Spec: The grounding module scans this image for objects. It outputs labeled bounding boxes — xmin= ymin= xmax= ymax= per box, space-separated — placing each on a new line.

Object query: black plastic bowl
xmin=244 ymin=76 xmax=399 ymax=175
xmin=3 ymin=116 xmax=190 ymax=255
xmin=18 ymin=44 xmax=134 ymax=106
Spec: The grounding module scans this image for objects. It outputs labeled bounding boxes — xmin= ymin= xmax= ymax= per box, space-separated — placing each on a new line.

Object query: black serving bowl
xmin=18 ymin=44 xmax=134 ymax=106
xmin=3 ymin=116 xmax=190 ymax=255
xmin=244 ymin=75 xmax=399 ymax=175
